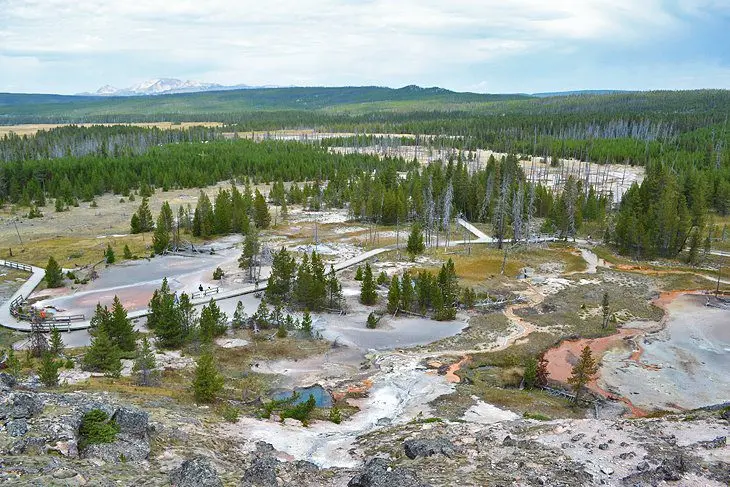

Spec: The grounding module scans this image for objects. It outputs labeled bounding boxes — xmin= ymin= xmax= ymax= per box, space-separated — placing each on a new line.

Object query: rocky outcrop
xmin=348 ymin=458 xmax=430 ymax=487
xmin=240 ymin=442 xmax=279 ymax=487
xmin=403 ymin=437 xmax=455 ymax=459
xmin=80 ymin=406 xmax=150 ymax=463
xmin=0 ymin=372 xmax=16 ymax=392
xmin=170 ymin=456 xmax=223 ymax=487
xmin=0 ymin=392 xmax=44 ymax=420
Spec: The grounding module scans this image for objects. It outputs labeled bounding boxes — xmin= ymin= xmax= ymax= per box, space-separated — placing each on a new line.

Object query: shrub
xmin=329 ymin=406 xmax=342 ymax=424
xmin=220 ymin=404 xmax=240 ymax=423
xmin=212 ymin=267 xmax=224 ymax=280
xmin=366 ymin=312 xmax=379 ymax=329
xmin=280 ymin=394 xmax=317 ymax=426
xmin=79 ymin=409 xmax=120 ymax=449
xmin=523 ymin=412 xmax=551 ymax=421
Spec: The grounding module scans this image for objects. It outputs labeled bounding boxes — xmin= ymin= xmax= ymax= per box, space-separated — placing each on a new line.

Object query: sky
xmin=1 ymin=0 xmax=730 ymax=94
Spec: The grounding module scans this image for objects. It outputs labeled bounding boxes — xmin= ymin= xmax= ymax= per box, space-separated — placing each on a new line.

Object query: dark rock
xmin=598 ymin=443 xmax=609 ymax=450
xmin=5 ymin=418 xmax=28 ymax=437
xmin=81 ymin=437 xmax=150 ymax=463
xmin=0 ymin=392 xmax=43 ymax=419
xmin=618 ymin=452 xmax=635 ymax=460
xmin=657 ymin=454 xmax=687 ymax=481
xmin=501 ymin=435 xmax=517 ymax=447
xmin=170 ymin=456 xmax=223 ymax=487
xmin=0 ymin=372 xmax=16 ymax=391
xmin=112 ymin=407 xmax=149 ymax=438
xmin=9 ymin=436 xmax=46 ymax=455
xmin=403 ymin=437 xmax=455 ymax=459
xmin=698 ymin=436 xmax=726 ymax=449
xmin=240 ymin=442 xmax=279 ymax=487
xmin=348 ymin=458 xmax=430 ymax=487
xmin=637 ymin=461 xmax=650 ymax=471
xmin=571 ymin=433 xmax=585 ymax=442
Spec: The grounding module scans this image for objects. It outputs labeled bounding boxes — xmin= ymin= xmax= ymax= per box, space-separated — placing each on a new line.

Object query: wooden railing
xmin=191 ymin=286 xmax=220 ymax=300
xmin=1 ymin=260 xmax=33 ymax=273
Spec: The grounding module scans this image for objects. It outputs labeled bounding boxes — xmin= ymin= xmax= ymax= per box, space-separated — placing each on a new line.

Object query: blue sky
xmin=1 ymin=0 xmax=729 ymax=94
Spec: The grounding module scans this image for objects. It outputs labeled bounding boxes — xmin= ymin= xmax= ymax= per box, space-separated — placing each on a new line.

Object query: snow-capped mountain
xmin=78 ymin=78 xmax=258 ymax=96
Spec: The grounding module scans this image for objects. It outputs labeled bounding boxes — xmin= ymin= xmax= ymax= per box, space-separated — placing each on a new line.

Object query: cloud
xmin=0 ymin=0 xmax=728 ymax=93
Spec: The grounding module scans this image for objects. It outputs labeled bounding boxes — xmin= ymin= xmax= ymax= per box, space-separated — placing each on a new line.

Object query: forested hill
xmin=0 ymin=85 xmax=527 ymax=124
xmin=2 ymin=85 xmax=729 ymax=125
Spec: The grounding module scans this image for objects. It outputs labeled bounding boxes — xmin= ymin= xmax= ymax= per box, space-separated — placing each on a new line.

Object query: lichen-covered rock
xmin=81 ymin=436 xmax=150 ymax=463
xmin=403 ymin=437 xmax=455 ymax=459
xmin=240 ymin=442 xmax=279 ymax=487
xmin=348 ymin=458 xmax=430 ymax=487
xmin=0 ymin=372 xmax=16 ymax=392
xmin=112 ymin=407 xmax=149 ymax=438
xmin=5 ymin=418 xmax=28 ymax=437
xmin=0 ymin=392 xmax=44 ymax=419
xmin=170 ymin=456 xmax=223 ymax=487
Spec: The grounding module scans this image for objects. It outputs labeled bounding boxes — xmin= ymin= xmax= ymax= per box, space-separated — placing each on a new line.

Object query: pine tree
xmin=567 ymin=346 xmax=599 ymax=403
xmin=45 ymin=256 xmax=64 ymax=288
xmin=150 ymin=278 xmax=184 ymax=349
xmin=49 ymin=327 xmax=64 ymax=356
xmin=5 ymin=349 xmax=21 ymax=378
xmin=301 ymin=310 xmax=313 ymax=337
xmin=231 ymin=301 xmax=247 ymax=329
xmin=132 ymin=197 xmax=154 ymax=233
xmin=239 ymin=225 xmax=261 ymax=282
xmin=132 ymin=337 xmax=158 ymax=386
xmin=400 ymin=272 xmax=414 ymax=312
xmin=108 ymin=296 xmax=136 ymax=352
xmin=360 ymin=262 xmax=377 ymax=305
xmin=105 ymin=244 xmax=115 ymax=264
xmin=192 ymin=348 xmax=224 ymax=403
xmin=177 ymin=292 xmax=197 ymax=338
xmin=354 ymin=266 xmax=363 ymax=281
xmin=601 ymin=292 xmax=610 ymax=329
xmin=123 ymin=244 xmax=133 ymax=259
xmin=536 ymin=356 xmax=550 ymax=387
xmin=406 ymin=222 xmax=426 ymax=259
xmin=387 ymin=275 xmax=400 ymax=314
xmin=253 ymin=190 xmax=271 ymax=229
xmin=199 ymin=299 xmax=227 ymax=343
xmin=366 ymin=312 xmax=379 ymax=329
xmin=38 ymin=352 xmax=60 ymax=387
xmin=152 ymin=211 xmax=171 ymax=254
xmin=523 ymin=357 xmax=538 ymax=389
xmin=377 ymin=271 xmax=388 ymax=285
xmin=326 ymin=265 xmax=343 ymax=309
xmin=83 ymin=327 xmax=122 ymax=377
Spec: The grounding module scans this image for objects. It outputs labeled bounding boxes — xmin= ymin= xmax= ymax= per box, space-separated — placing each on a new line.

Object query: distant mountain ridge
xmin=77 ymin=78 xmax=271 ymax=96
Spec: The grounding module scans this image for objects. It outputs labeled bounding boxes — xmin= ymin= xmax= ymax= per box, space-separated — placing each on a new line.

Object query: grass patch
xmin=0 ymin=327 xmax=22 ymax=349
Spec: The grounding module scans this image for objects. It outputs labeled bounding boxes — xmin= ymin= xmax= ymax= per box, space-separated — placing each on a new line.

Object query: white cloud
xmin=0 ymin=0 xmax=723 ymax=92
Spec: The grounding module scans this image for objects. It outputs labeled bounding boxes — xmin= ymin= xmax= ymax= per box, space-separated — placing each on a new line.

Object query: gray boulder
xmin=348 ymin=458 xmax=430 ymax=487
xmin=0 ymin=372 xmax=16 ymax=391
xmin=5 ymin=418 xmax=28 ymax=437
xmin=403 ymin=437 xmax=455 ymax=459
xmin=240 ymin=442 xmax=279 ymax=487
xmin=112 ymin=407 xmax=149 ymax=438
xmin=0 ymin=392 xmax=43 ymax=420
xmin=170 ymin=456 xmax=223 ymax=487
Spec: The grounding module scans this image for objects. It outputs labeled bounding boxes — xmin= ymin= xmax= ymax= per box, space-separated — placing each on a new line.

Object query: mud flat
xmin=601 ymin=294 xmax=730 ymax=411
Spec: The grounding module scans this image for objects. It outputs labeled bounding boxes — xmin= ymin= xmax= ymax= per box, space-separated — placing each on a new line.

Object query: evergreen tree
xmin=326 ymin=265 xmax=343 ymax=309
xmin=601 ymin=292 xmax=610 ymax=329
xmin=407 ymin=222 xmax=426 ymax=259
xmin=523 ymin=357 xmax=538 ymax=389
xmin=536 ymin=356 xmax=550 ymax=387
xmin=354 ymin=266 xmax=363 ymax=281
xmin=123 ymin=244 xmax=133 ymax=260
xmin=213 ymin=188 xmax=232 ymax=235
xmin=266 ymin=247 xmax=296 ymax=303
xmin=568 ymin=346 xmax=599 ymax=403
xmin=132 ymin=337 xmax=158 ymax=386
xmin=253 ymin=190 xmax=271 ymax=229
xmin=104 ymin=244 xmax=116 ymax=264
xmin=152 ymin=210 xmax=171 ymax=254
xmin=192 ymin=348 xmax=224 ymax=403
xmin=89 ymin=303 xmax=112 ymax=334
xmin=108 ymin=296 xmax=136 ymax=352
xmin=193 ymin=191 xmax=214 ymax=238
xmin=377 ymin=271 xmax=388 ymax=285
xmin=83 ymin=327 xmax=122 ymax=377
xmin=131 ymin=197 xmax=154 ymax=233
xmin=49 ymin=327 xmax=64 ymax=356
xmin=360 ymin=262 xmax=377 ymax=305
xmin=366 ymin=312 xmax=379 ymax=329
xmin=4 ymin=349 xmax=21 ymax=378
xmin=301 ymin=310 xmax=313 ymax=337
xmin=400 ymin=272 xmax=414 ymax=312
xmin=45 ymin=256 xmax=64 ymax=288
xmin=231 ymin=301 xmax=247 ymax=329
xmin=149 ymin=278 xmax=184 ymax=349
xmin=387 ymin=275 xmax=401 ymax=314
xmin=199 ymin=299 xmax=228 ymax=343
xmin=239 ymin=225 xmax=261 ymax=282
xmin=38 ymin=352 xmax=60 ymax=387
xmin=177 ymin=292 xmax=197 ymax=339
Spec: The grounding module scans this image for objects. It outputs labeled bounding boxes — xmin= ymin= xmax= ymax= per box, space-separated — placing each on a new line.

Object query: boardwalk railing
xmin=191 ymin=287 xmax=220 ymax=300
xmin=1 ymin=260 xmax=33 ymax=273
